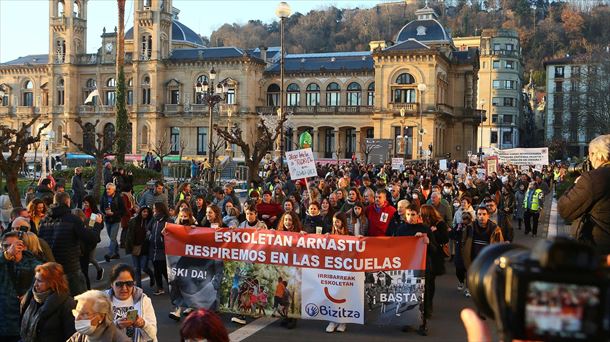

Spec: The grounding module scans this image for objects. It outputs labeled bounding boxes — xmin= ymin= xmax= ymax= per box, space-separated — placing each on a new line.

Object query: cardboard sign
xmin=494 ymin=148 xmax=549 ymax=166
xmin=457 ymin=162 xmax=467 ymax=175
xmin=286 ymin=148 xmax=317 ymax=180
xmin=391 ymin=158 xmax=404 ymax=170
xmin=439 ymin=159 xmax=448 ymax=171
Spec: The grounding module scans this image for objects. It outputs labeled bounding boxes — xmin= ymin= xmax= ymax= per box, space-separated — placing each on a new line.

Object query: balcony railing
xmin=481 ymin=49 xmax=520 ymax=58
xmin=0 ymin=106 xmax=13 ymax=116
xmin=256 ymin=105 xmax=374 ymax=115
xmin=164 ymin=104 xmax=184 ymax=114
xmin=77 ymin=105 xmax=114 ymax=114
xmin=50 ymin=16 xmax=66 ymax=28
xmin=16 ymin=106 xmax=35 ymax=115
xmin=75 ymin=54 xmax=98 ymax=65
xmin=388 ymin=103 xmax=419 ymax=113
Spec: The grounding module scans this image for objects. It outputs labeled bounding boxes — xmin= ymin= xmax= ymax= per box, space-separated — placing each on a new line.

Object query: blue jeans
xmin=106 ymin=221 xmax=120 ymax=255
xmin=132 ymin=254 xmax=153 ymax=287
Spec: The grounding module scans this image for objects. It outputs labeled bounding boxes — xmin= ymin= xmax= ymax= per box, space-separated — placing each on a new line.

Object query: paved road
xmin=88 ymin=199 xmax=552 ymax=341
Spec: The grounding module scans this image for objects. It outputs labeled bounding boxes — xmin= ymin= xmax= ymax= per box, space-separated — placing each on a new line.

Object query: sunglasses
xmin=114 ymin=280 xmax=135 ymax=288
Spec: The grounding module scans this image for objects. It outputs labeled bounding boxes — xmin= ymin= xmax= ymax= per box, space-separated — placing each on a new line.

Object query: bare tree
xmin=578 ymin=52 xmax=610 ymax=136
xmin=0 ymin=115 xmax=50 ymax=207
xmin=63 ymin=118 xmax=112 ymax=203
xmin=151 ymin=132 xmax=172 ymax=175
xmin=214 ymin=115 xmax=285 ymax=185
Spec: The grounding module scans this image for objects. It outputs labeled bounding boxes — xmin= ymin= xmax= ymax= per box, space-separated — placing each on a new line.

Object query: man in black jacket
xmin=71 ymin=167 xmax=85 ymax=209
xmin=101 ymin=182 xmax=126 ymax=261
xmin=37 ymin=192 xmax=100 ymax=296
xmin=558 ymin=134 xmax=610 ymax=254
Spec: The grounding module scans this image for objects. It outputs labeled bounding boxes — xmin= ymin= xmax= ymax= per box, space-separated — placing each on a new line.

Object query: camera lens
xmin=467 ymin=243 xmax=528 ymax=318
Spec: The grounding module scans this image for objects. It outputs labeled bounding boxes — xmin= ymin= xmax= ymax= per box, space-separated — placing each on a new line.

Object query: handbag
xmin=132 ymin=245 xmax=142 ymax=256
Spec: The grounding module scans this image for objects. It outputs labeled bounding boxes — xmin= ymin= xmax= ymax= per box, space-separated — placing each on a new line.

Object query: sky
xmin=0 ymin=0 xmax=386 ymax=63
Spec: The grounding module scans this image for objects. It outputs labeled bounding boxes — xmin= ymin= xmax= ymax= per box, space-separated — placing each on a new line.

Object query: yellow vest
xmin=523 ymin=189 xmax=543 ymax=211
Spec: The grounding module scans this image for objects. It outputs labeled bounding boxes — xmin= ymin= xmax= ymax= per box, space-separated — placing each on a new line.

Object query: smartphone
xmin=89 ymin=213 xmax=97 ymax=227
xmin=126 ymin=309 xmax=138 ymax=321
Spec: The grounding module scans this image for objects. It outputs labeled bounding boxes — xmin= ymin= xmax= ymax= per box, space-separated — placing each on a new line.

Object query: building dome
xmin=125 ymin=20 xmax=204 ymax=46
xmin=395 ymin=7 xmax=451 ymax=44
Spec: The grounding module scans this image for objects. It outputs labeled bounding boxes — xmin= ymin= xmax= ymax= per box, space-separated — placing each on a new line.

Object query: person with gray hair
xmin=101 ymin=183 xmax=126 ymax=262
xmin=558 ymin=134 xmax=610 ymax=254
xmin=68 ymin=290 xmax=130 ymax=342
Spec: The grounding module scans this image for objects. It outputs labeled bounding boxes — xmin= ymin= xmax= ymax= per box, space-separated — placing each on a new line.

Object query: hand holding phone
xmin=126 ymin=309 xmax=138 ymax=322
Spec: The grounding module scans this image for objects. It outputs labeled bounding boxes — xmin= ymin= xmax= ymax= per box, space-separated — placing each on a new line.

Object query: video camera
xmin=468 ymin=236 xmax=609 ymax=341
xmin=568 ymin=157 xmax=592 ymax=175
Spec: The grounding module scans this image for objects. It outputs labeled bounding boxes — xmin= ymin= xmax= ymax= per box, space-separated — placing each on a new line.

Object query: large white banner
xmin=286 ymin=148 xmax=318 ymax=179
xmin=493 ymin=147 xmax=549 ymax=166
xmin=301 ymin=269 xmax=365 ymax=324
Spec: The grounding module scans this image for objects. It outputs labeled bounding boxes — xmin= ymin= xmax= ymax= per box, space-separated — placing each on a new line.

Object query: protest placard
xmin=164 ymin=225 xmax=427 ymax=326
xmin=457 ymin=162 xmax=467 ymax=175
xmin=439 ymin=159 xmax=448 ymax=171
xmin=494 ymin=147 xmax=549 ymax=166
xmin=285 ymin=148 xmax=317 ymax=180
xmin=391 ymin=158 xmax=404 ymax=170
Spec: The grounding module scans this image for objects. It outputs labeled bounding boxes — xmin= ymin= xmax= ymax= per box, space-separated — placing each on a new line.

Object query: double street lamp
xmin=276 ymin=1 xmax=291 ymax=168
xmin=417 ymin=83 xmax=427 ymax=160
xmin=195 ymin=67 xmax=228 ymax=185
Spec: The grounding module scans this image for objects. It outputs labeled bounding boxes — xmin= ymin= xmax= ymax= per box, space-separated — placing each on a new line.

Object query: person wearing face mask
xmin=68 ymin=289 xmax=130 ymax=342
xmin=514 ymin=183 xmax=526 ymax=230
xmin=106 ymin=264 xmax=157 ymax=342
xmin=125 ymin=207 xmax=154 ymax=289
xmin=20 ymin=262 xmax=76 ymax=342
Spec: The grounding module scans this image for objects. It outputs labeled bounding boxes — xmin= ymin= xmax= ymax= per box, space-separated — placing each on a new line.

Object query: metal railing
xmin=256 ymin=105 xmax=374 ymax=115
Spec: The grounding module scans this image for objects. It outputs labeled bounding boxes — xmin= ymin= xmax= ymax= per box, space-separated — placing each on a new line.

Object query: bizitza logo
xmin=305 ymin=303 xmax=319 ymax=317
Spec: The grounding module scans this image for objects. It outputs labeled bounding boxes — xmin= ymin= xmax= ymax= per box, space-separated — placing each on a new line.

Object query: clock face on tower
xmin=105 ymin=42 xmax=113 ymax=53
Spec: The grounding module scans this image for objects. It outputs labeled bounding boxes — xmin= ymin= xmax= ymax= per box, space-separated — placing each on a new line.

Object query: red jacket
xmin=364 ymin=202 xmax=397 ymax=236
xmin=256 ymin=201 xmax=284 ymax=228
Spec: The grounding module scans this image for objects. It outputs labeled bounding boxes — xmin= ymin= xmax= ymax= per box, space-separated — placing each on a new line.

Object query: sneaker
xmin=149 ymin=276 xmax=155 ymax=288
xmin=231 ymin=316 xmax=247 ymax=325
xmin=326 ymin=322 xmax=338 ymax=333
xmin=153 ymin=288 xmax=165 ymax=296
xmin=336 ymin=323 xmax=346 ymax=332
xmin=104 ymin=254 xmax=111 ymax=263
xmin=169 ymin=307 xmax=182 ymax=321
xmin=457 ymin=282 xmax=464 ymax=291
xmin=182 ymin=308 xmax=194 ymax=317
xmin=96 ymin=268 xmax=104 ymax=281
xmin=464 ymin=289 xmax=471 ymax=298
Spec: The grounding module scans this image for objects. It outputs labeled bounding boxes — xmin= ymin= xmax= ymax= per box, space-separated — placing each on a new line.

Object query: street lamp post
xmin=478 ymin=98 xmax=486 ymax=163
xmin=225 ymin=109 xmax=233 ymax=157
xmin=417 ymin=83 xmax=427 ymax=161
xmin=399 ymin=108 xmax=407 ymax=163
xmin=195 ymin=67 xmax=228 ymax=187
xmin=276 ymin=1 xmax=291 ymax=169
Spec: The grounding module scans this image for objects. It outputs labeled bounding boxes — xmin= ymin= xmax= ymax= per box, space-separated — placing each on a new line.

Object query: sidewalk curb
xmin=548 ymin=195 xmax=558 ymax=238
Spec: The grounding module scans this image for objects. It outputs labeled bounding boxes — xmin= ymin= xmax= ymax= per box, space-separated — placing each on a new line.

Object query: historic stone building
xmin=0 ymin=1 xmax=481 ymax=162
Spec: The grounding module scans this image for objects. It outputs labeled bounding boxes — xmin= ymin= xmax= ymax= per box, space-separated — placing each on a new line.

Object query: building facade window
xmin=505 ymin=43 xmax=514 ymax=51
xmin=83 ymin=122 xmax=95 ymax=154
xmin=326 ymin=82 xmax=340 ymax=106
xmin=366 ymin=128 xmax=374 ymax=139
xmin=266 ymin=84 xmax=280 ymax=106
xmin=57 ymin=78 xmax=65 ymax=105
xmin=197 ymin=127 xmax=207 ymax=155
xmin=367 ymin=82 xmax=374 ymax=106
xmin=502 ymin=130 xmax=513 ymax=145
xmin=84 ymin=78 xmax=97 ymax=104
xmin=22 ymin=80 xmax=34 ymax=106
xmin=286 ymin=83 xmax=300 ymax=107
xmin=554 ymin=66 xmax=564 ymax=78
xmin=492 ymin=60 xmax=500 ymax=69
xmin=395 ymin=73 xmax=415 ymax=84
xmin=105 ymin=78 xmax=116 ymax=105
xmin=127 ymin=78 xmax=133 ymax=105
xmin=141 ymin=125 xmax=149 ymax=147
xmin=226 ymin=87 xmax=236 ymax=105
xmin=170 ymin=90 xmax=179 ymax=104
xmin=393 ymin=73 xmax=416 ymax=103
xmin=345 ymin=128 xmax=356 ymax=158
xmin=555 ymin=81 xmax=563 ymax=92
xmin=141 ymin=34 xmax=152 ymax=60
xmin=305 ymin=83 xmax=320 ymax=106
xmin=142 ymin=76 xmax=151 ymax=105
xmin=324 ymin=129 xmax=335 ymax=158
xmin=346 ymin=82 xmax=362 ymax=106
xmin=505 ymin=60 xmax=514 ymax=69
xmin=170 ymin=127 xmax=180 ymax=154
xmin=103 ymin=123 xmax=115 ymax=151
xmin=503 ymin=114 xmax=513 ymax=124
xmin=492 ymin=114 xmax=498 ymax=123
xmin=491 ymin=131 xmax=498 ymax=144
xmin=503 ymin=98 xmax=515 ymax=107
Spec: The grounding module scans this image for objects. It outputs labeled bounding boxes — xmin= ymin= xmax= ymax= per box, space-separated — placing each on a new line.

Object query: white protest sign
xmin=494 ymin=148 xmax=549 ymax=166
xmin=286 ymin=148 xmax=317 ymax=180
xmin=457 ymin=162 xmax=467 ymax=175
xmin=439 ymin=159 xmax=448 ymax=171
xmin=391 ymin=158 xmax=404 ymax=170
xmin=477 ymin=168 xmax=486 ymax=180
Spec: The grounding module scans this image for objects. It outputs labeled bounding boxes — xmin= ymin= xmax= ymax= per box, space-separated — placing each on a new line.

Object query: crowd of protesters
xmin=0 ymin=146 xmax=573 ymax=340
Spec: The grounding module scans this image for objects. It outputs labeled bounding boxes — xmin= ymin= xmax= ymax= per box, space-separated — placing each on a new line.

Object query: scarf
xmin=33 ymin=289 xmax=52 ymax=304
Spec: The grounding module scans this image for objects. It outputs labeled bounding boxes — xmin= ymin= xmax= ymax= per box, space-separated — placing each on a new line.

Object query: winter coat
xmin=364 ymin=202 xmax=397 ymax=236
xmin=38 ymin=204 xmax=100 ymax=275
xmin=238 ymin=220 xmax=268 ymax=229
xmin=452 ymin=206 xmax=476 ymax=229
xmin=385 ymin=221 xmax=444 ymax=275
xmin=138 ymin=189 xmax=169 ymax=208
xmin=35 ymin=185 xmax=54 ymax=201
xmin=71 ymin=174 xmax=85 ymax=199
xmin=67 ymin=322 xmax=130 ymax=342
xmin=256 ymin=201 xmax=284 ymax=229
xmin=125 ymin=216 xmax=151 ymax=255
xmin=106 ymin=287 xmax=157 ymax=342
xmin=346 ymin=208 xmax=369 ymax=236
xmin=222 ymin=214 xmax=240 ymax=228
xmin=148 ymin=215 xmax=170 ymax=261
xmin=558 ymin=163 xmax=610 ymax=254
xmin=20 ymin=290 xmax=76 ymax=342
xmin=463 ymin=220 xmax=504 ymax=269
xmin=101 ymin=192 xmax=126 ymax=224
xmin=0 ymin=251 xmax=41 ymax=336
xmin=302 ymin=214 xmax=326 ymax=234
xmin=514 ymin=190 xmax=526 ymax=220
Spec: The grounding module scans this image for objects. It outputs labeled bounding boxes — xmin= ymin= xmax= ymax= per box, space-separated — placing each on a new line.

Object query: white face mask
xmin=75 ymin=319 xmax=97 ymax=335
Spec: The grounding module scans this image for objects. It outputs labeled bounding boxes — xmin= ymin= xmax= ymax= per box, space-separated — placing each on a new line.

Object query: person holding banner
xmin=238 ymin=204 xmax=268 ymax=229
xmin=346 ymin=201 xmax=368 ymax=236
xmin=365 ymin=190 xmax=397 ymax=236
xmin=386 ymin=204 xmax=437 ymax=336
xmin=276 ymin=212 xmax=303 ymax=233
xmin=324 ymin=212 xmax=351 ymax=333
xmin=302 ymin=202 xmax=326 ymax=233
xmin=199 ymin=205 xmax=225 ymax=229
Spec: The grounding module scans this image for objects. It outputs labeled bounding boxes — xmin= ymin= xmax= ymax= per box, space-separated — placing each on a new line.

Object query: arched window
xmin=57 ymin=78 xmax=65 ymax=106
xmin=105 ymin=78 xmax=116 ymax=105
xmin=306 ymin=83 xmax=320 ymax=106
xmin=56 ymin=39 xmax=66 ymax=63
xmin=346 ymin=82 xmax=362 ymax=106
xmin=393 ymin=73 xmax=416 ymax=103
xmin=286 ymin=83 xmax=300 ymax=107
xmin=22 ymin=80 xmax=34 ymax=106
xmin=396 ymin=73 xmax=415 ymax=84
xmin=0 ymin=84 xmax=9 ymax=106
xmin=266 ymin=84 xmax=280 ymax=106
xmin=84 ymin=78 xmax=97 ymax=105
xmin=141 ymin=34 xmax=152 ymax=60
xmin=367 ymin=82 xmax=375 ymax=106
xmin=86 ymin=79 xmax=96 ymax=88
xmin=194 ymin=75 xmax=208 ymax=104
xmin=103 ymin=123 xmax=115 ymax=152
xmin=57 ymin=0 xmax=64 ymax=16
xmin=83 ymin=122 xmax=95 ymax=154
xmin=73 ymin=1 xmax=80 ymax=18
xmin=326 ymin=82 xmax=340 ymax=106
xmin=142 ymin=76 xmax=151 ymax=105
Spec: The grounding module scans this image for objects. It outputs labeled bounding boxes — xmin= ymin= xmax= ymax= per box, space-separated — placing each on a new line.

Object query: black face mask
xmin=180 ymin=219 xmax=189 ymax=224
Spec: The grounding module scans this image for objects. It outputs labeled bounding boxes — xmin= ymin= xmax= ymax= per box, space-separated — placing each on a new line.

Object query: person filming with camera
xmin=558 ymin=134 xmax=610 ymax=254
